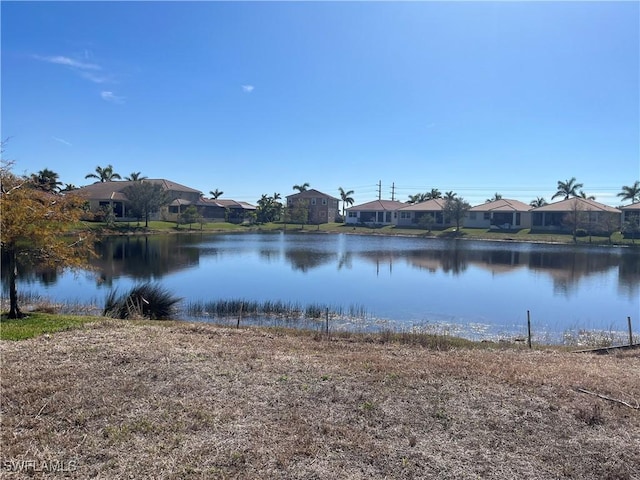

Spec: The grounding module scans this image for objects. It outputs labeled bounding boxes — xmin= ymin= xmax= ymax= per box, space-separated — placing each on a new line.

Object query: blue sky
xmin=2 ymin=1 xmax=638 ymax=207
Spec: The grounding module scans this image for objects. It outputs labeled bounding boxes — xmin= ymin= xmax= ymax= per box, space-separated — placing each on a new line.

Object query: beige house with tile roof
xmin=345 ymin=200 xmax=405 ymax=225
xmin=466 ymin=199 xmax=532 ymax=229
xmin=74 ymin=179 xmax=201 ymax=221
xmin=530 ymin=197 xmax=621 ymax=233
xmin=394 ymin=199 xmax=452 ymax=228
xmin=74 ymin=179 xmax=255 ymax=223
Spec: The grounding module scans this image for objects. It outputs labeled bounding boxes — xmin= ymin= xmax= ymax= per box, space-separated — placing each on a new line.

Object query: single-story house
xmin=286 ymin=189 xmax=339 ymax=224
xmin=621 ymin=203 xmax=640 ymax=224
xmin=345 ymin=200 xmax=405 ymax=225
xmin=530 ymin=197 xmax=621 ymax=233
xmin=620 ymin=203 xmax=640 ymax=237
xmin=394 ymin=199 xmax=450 ymax=228
xmin=74 ymin=179 xmax=255 ymax=222
xmin=212 ymin=199 xmax=257 ymax=223
xmin=74 ymin=179 xmax=202 ymax=221
xmin=466 ymin=199 xmax=532 ymax=229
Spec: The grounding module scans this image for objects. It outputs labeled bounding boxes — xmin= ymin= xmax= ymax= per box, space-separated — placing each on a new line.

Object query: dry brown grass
xmin=2 ymin=320 xmax=639 ymax=479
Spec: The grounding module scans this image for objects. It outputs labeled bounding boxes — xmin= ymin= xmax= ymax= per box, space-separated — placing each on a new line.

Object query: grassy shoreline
xmin=1 ymin=317 xmax=639 ymax=479
xmin=86 ymin=220 xmax=638 ymax=247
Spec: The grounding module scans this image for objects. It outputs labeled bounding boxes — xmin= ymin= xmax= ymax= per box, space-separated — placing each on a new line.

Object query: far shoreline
xmin=84 ymin=220 xmax=639 ymax=248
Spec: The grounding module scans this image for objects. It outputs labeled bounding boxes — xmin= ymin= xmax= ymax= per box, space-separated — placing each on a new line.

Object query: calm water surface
xmin=6 ymin=233 xmax=640 ymax=341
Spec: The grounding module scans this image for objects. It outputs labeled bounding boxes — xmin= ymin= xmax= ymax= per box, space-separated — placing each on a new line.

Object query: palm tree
xmin=444 ymin=191 xmax=457 ymax=200
xmin=485 ymin=193 xmax=502 ymax=203
xmin=407 ymin=193 xmax=428 ymax=204
xmin=209 ymin=189 xmax=224 ymax=199
xmin=425 ymin=188 xmax=442 ymax=200
xmin=85 ymin=164 xmax=121 ymax=182
xmin=61 ymin=183 xmax=77 ymax=192
xmin=293 ymin=182 xmax=310 ymax=193
xmin=529 ymin=197 xmax=547 ymax=208
xmin=31 ymin=168 xmax=62 ymax=192
xmin=338 ymin=187 xmax=355 ymax=217
xmin=551 ymin=177 xmax=583 ymax=200
xmin=579 ymin=190 xmax=596 ymax=201
xmin=618 ymin=181 xmax=640 ymax=204
xmin=125 ymin=172 xmax=147 ymax=181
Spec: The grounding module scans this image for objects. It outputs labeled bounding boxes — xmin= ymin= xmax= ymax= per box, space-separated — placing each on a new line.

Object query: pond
xmin=4 ymin=232 xmax=639 ymax=343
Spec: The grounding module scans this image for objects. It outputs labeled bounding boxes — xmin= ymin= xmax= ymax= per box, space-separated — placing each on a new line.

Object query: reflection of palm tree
xmin=552 ymin=177 xmax=583 ymax=200
xmin=338 ymin=187 xmax=354 ymax=217
xmin=293 ymin=182 xmax=310 ymax=192
xmin=209 ymin=189 xmax=224 ymax=199
xmin=85 ymin=165 xmax=121 ymax=182
xmin=529 ymin=197 xmax=547 ymax=208
xmin=618 ymin=181 xmax=640 ymax=204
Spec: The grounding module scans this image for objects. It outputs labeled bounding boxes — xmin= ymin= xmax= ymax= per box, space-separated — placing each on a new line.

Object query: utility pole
xmin=391 ymin=182 xmax=395 ymax=201
xmin=377 ymin=180 xmax=382 ymax=200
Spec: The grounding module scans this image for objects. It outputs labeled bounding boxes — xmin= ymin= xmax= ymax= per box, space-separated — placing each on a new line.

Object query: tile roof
xmin=397 ymin=199 xmax=446 ymax=211
xmin=530 ymin=197 xmax=621 ymax=213
xmin=469 ymin=199 xmax=532 ymax=212
xmin=620 ymin=203 xmax=640 ymax=211
xmin=347 ymin=200 xmax=405 ymax=211
xmin=73 ymin=179 xmax=202 ymax=199
xmin=286 ymin=189 xmax=339 ymax=201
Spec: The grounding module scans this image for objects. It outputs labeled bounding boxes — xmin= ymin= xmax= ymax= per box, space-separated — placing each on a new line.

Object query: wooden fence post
xmin=628 ymin=316 xmax=633 ymax=346
xmin=527 ymin=310 xmax=532 ymax=349
xmin=325 ymin=308 xmax=329 ymax=337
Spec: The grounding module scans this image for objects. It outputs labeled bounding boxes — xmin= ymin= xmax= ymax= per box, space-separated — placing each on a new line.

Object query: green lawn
xmin=0 ymin=313 xmax=102 ymax=341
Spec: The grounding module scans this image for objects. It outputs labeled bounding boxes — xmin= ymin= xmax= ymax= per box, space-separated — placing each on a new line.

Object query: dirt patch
xmin=2 ymin=321 xmax=639 ymax=479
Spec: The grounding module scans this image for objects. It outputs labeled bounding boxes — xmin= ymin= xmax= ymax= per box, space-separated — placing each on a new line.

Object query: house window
xmin=483 ymin=213 xmax=491 ymax=220
xmin=320 ymin=210 xmax=326 ymax=218
xmin=322 ymin=198 xmax=327 ymax=205
xmin=348 ymin=211 xmax=358 ymax=218
xmin=311 ymin=198 xmax=316 ymax=205
xmin=532 ymin=213 xmax=543 ymax=226
xmin=515 ymin=213 xmax=521 ymax=226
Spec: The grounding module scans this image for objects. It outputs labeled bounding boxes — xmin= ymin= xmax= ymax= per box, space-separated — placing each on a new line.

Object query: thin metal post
xmin=527 ymin=310 xmax=532 ymax=349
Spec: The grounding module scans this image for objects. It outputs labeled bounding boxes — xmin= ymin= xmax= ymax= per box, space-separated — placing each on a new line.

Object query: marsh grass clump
xmin=104 ymin=283 xmax=181 ymax=320
xmin=186 ymin=298 xmax=368 ymax=323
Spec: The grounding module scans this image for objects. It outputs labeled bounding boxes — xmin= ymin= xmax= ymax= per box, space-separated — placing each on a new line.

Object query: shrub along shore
xmin=1 ymin=315 xmax=639 ymax=479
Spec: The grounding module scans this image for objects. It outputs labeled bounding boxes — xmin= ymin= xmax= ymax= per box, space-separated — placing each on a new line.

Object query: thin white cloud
xmin=100 ymin=91 xmax=125 ymax=104
xmin=33 ymin=53 xmax=116 ymax=84
xmin=242 ymin=85 xmax=255 ymax=93
xmin=34 ymin=54 xmax=101 ymax=71
xmin=52 ymin=136 xmax=72 ymax=146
